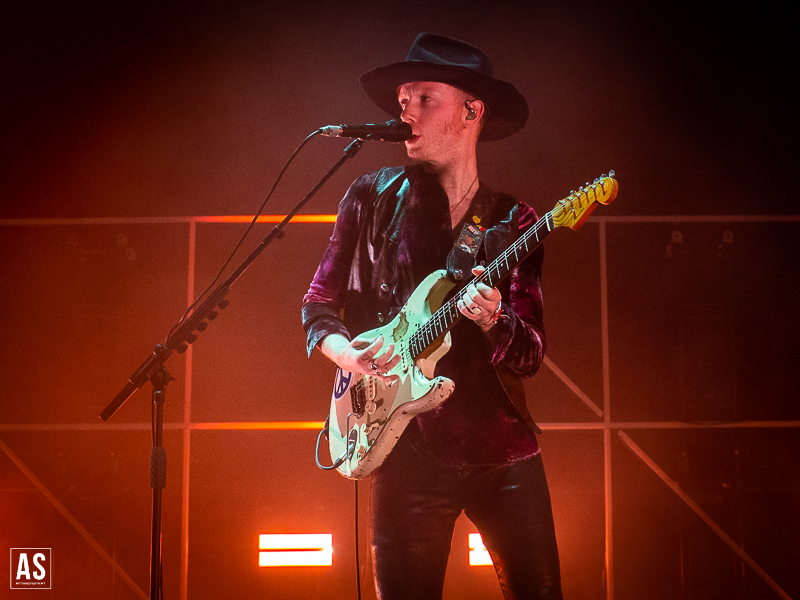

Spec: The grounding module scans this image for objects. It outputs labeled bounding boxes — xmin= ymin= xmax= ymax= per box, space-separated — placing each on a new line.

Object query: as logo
xmin=10 ymin=549 xmax=51 ymax=589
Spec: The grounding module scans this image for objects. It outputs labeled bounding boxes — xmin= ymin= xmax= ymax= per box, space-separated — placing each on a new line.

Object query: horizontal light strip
xmin=0 ymin=215 xmax=338 ymax=226
xmin=186 ymin=421 xmax=326 ymax=430
xmin=0 ymin=215 xmax=800 ymax=227
xmin=468 ymin=533 xmax=492 ymax=566
xmin=195 ymin=215 xmax=336 ymax=223
xmin=0 ymin=421 xmax=326 ymax=431
xmin=258 ymin=534 xmax=332 ymax=567
xmin=592 ymin=215 xmax=800 ymax=223
xmin=2 ymin=215 xmax=799 ymax=228
xmin=0 ymin=217 xmax=199 ymax=226
xmin=537 ymin=420 xmax=800 ymax=430
xmin=2 ymin=420 xmax=798 ymax=432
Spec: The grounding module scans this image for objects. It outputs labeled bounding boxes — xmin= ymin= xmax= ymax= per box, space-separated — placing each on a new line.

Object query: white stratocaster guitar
xmin=323 ymin=172 xmax=619 ymax=478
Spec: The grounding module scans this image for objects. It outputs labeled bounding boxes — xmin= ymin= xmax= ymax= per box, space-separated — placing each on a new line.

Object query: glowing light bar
xmin=196 ymin=215 xmax=337 ymax=223
xmin=258 ymin=534 xmax=333 ymax=567
xmin=468 ymin=533 xmax=493 ymax=566
xmin=190 ymin=421 xmax=326 ymax=431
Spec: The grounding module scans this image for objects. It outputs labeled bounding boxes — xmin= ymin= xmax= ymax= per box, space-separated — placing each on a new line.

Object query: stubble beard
xmin=410 ymin=109 xmax=465 ymax=168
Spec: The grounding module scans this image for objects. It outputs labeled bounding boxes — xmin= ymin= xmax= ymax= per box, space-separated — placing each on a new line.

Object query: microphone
xmin=319 ymin=119 xmax=412 ymax=142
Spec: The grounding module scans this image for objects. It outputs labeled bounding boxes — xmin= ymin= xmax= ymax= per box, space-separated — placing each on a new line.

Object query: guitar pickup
xmin=350 ymin=379 xmax=367 ymax=414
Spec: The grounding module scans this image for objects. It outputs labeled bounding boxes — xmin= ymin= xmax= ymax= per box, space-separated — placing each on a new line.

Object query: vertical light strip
xmin=258 ymin=534 xmax=333 ymax=567
xmin=468 ymin=533 xmax=492 ymax=566
xmin=180 ymin=219 xmax=196 ymax=600
xmin=599 ymin=221 xmax=614 ymax=599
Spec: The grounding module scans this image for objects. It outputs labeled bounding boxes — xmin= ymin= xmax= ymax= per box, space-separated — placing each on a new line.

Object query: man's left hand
xmin=456 ymin=266 xmax=501 ymax=329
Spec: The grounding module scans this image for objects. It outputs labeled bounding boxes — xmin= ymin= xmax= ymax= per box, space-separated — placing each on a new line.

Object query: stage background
xmin=2 ymin=1 xmax=797 ymax=598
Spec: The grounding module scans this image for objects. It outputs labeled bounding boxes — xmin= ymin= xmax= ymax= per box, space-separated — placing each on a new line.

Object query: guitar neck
xmin=476 ymin=211 xmax=556 ymax=288
xmin=407 ymin=173 xmax=617 ymax=360
xmin=408 ymin=210 xmax=556 ymax=359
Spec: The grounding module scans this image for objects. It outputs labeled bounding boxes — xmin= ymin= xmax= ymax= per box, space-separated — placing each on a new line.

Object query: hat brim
xmin=360 ymin=61 xmax=529 ymax=142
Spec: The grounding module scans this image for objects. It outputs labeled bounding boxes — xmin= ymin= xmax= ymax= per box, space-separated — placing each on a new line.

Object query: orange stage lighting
xmin=196 ymin=215 xmax=337 ymax=223
xmin=258 ymin=534 xmax=333 ymax=567
xmin=468 ymin=533 xmax=493 ymax=566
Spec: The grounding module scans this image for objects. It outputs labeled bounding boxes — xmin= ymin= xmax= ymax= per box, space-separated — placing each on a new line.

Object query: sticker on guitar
xmin=333 ymin=368 xmax=352 ymax=400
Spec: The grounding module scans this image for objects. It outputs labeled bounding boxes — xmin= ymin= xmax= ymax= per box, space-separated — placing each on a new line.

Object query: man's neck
xmin=425 ymin=151 xmax=479 ymax=212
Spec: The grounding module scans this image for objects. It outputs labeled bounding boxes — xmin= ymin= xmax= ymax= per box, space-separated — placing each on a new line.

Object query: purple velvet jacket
xmin=302 ymin=165 xmax=546 ymax=465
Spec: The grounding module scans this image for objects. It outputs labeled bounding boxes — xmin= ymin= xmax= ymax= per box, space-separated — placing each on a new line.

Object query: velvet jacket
xmin=302 ymin=164 xmax=547 ymax=465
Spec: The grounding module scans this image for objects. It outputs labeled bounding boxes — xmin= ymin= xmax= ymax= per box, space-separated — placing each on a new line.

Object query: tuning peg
xmin=219 ymin=300 xmax=230 ymax=310
xmin=208 ymin=310 xmax=219 ymax=321
xmin=186 ymin=333 xmax=198 ymax=344
xmin=176 ymin=343 xmax=189 ymax=354
xmin=196 ymin=322 xmax=208 ymax=332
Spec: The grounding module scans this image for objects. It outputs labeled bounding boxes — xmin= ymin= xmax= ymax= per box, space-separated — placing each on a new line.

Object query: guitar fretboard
xmin=405 ymin=174 xmax=616 ymax=360
xmin=407 ymin=210 xmax=555 ymax=359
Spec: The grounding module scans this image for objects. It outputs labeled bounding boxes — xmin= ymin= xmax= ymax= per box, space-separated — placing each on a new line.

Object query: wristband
xmin=477 ymin=302 xmax=505 ymax=329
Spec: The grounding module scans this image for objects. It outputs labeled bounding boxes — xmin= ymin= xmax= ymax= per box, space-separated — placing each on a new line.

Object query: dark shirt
xmin=302 ymin=164 xmax=546 ymax=465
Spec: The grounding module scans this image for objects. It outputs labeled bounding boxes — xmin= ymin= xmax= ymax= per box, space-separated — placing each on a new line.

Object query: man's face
xmin=396 ymin=81 xmax=467 ymax=166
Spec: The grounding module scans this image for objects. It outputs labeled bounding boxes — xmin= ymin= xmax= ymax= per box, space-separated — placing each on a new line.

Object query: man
xmin=302 ymin=33 xmax=562 ymax=599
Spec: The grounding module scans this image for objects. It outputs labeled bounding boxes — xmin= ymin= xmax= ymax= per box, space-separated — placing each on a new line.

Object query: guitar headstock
xmin=551 ymin=171 xmax=618 ymax=231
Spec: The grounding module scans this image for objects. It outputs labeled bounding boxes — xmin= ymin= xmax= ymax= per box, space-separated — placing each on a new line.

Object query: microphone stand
xmin=99 ymin=138 xmax=364 ymax=600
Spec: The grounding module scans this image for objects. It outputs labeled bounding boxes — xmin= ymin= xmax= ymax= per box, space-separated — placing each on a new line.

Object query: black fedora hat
xmin=360 ymin=33 xmax=529 ymax=142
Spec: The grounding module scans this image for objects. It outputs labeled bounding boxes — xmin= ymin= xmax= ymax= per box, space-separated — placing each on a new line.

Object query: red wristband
xmin=477 ymin=302 xmax=505 ymax=329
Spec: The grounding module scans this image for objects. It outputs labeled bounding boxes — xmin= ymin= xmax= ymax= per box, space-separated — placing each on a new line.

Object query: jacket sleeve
xmin=301 ymin=174 xmax=370 ymax=356
xmin=484 ymin=202 xmax=546 ymax=377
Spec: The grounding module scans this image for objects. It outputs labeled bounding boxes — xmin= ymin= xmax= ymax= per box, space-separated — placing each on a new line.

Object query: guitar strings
xmin=406 ymin=178 xmax=610 ymax=359
xmin=408 ymin=202 xmax=556 ymax=358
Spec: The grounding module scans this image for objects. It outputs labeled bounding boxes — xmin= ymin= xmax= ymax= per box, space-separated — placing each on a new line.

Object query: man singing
xmin=302 ymin=33 xmax=562 ymax=599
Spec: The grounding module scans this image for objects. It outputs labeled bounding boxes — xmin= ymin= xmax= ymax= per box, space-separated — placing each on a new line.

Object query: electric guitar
xmin=324 ymin=172 xmax=619 ymax=478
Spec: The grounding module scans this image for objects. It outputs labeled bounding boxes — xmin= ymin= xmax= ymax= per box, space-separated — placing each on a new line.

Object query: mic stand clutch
xmin=99 ymin=138 xmax=364 ymax=600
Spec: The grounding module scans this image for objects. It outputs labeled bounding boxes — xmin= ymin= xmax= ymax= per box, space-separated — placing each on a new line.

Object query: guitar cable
xmin=316 ymin=418 xmax=363 ymax=599
xmin=315 ymin=415 xmax=358 ymax=471
xmin=354 ymin=478 xmax=363 ymax=600
xmin=315 ymin=416 xmax=352 ymax=470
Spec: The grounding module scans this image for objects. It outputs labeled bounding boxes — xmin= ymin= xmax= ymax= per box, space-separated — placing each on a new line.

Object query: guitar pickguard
xmin=328 ymin=269 xmax=456 ymax=479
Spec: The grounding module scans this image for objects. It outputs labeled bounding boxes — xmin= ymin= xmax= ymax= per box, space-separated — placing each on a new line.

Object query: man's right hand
xmin=319 ymin=333 xmax=400 ymax=384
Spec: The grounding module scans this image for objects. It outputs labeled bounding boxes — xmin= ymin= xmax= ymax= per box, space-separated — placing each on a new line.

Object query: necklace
xmin=449 ymin=174 xmax=479 ymax=213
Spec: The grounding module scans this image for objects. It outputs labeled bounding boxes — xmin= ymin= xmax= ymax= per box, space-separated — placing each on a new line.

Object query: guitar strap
xmin=446 ymin=192 xmax=497 ymax=282
xmin=446 ymin=191 xmax=544 ymax=436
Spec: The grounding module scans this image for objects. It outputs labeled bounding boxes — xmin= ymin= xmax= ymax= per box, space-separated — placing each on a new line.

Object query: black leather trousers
xmin=370 ymin=434 xmax=563 ymax=600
